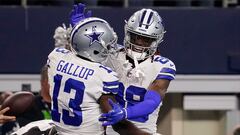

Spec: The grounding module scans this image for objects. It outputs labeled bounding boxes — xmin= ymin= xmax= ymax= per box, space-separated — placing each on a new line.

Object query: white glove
xmin=53 ymin=23 xmax=72 ymax=48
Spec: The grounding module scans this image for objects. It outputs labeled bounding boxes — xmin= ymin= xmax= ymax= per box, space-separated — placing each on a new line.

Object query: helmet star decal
xmin=85 ymin=27 xmax=104 ymax=46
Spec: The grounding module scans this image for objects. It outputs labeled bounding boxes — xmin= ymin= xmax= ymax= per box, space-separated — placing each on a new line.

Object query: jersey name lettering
xmin=56 ymin=60 xmax=94 ymax=80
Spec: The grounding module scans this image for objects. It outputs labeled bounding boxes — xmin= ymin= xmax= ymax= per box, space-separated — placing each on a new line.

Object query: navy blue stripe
xmin=103 ymin=81 xmax=119 ymax=86
xmin=160 ymin=68 xmax=176 ymax=76
xmin=139 ymin=10 xmax=147 ymax=27
xmin=145 ymin=12 xmax=153 ymax=29
xmin=156 ymin=75 xmax=175 ymax=81
xmin=103 ymin=87 xmax=119 ymax=93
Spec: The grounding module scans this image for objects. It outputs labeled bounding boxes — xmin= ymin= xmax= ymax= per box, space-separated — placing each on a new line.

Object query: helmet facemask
xmin=124 ymin=31 xmax=159 ymax=60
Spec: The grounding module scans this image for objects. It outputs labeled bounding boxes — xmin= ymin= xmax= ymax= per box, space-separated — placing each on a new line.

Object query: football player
xmin=100 ymin=9 xmax=176 ymax=135
xmin=47 ymin=17 xmax=119 ymax=135
xmin=70 ymin=5 xmax=176 ymax=135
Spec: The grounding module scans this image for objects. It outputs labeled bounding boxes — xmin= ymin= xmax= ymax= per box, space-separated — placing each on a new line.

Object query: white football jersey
xmin=104 ymin=51 xmax=176 ymax=135
xmin=47 ymin=48 xmax=119 ymax=135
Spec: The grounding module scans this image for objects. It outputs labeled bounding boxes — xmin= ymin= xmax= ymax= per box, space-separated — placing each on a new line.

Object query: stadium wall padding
xmin=0 ymin=7 xmax=239 ymax=74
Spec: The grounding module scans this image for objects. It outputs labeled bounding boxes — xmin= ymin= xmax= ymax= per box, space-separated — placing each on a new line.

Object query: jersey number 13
xmin=51 ymin=74 xmax=85 ymax=126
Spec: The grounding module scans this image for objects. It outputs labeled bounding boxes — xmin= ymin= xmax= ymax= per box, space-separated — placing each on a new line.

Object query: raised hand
xmin=99 ymin=99 xmax=126 ymax=126
xmin=53 ymin=23 xmax=72 ymax=48
xmin=70 ymin=3 xmax=92 ymax=26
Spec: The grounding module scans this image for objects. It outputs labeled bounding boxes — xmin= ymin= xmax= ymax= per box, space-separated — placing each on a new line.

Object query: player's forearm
xmin=112 ymin=120 xmax=150 ymax=135
xmin=126 ymin=90 xmax=161 ymax=119
xmin=148 ymin=79 xmax=170 ymax=98
xmin=99 ymin=94 xmax=116 ymax=113
xmin=99 ymin=95 xmax=150 ymax=135
xmin=40 ymin=65 xmax=51 ymax=103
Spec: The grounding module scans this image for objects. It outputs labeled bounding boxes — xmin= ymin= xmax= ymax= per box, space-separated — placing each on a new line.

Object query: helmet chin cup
xmin=127 ymin=49 xmax=147 ymax=61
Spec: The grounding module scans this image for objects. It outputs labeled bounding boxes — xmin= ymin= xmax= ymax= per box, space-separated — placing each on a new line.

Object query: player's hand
xmin=99 ymin=99 xmax=126 ymax=126
xmin=0 ymin=107 xmax=16 ymax=124
xmin=70 ymin=3 xmax=92 ymax=26
xmin=53 ymin=23 xmax=72 ymax=48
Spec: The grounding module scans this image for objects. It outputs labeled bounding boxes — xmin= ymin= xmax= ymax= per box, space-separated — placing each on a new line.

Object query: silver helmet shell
xmin=70 ymin=17 xmax=117 ymax=63
xmin=124 ymin=9 xmax=165 ymax=60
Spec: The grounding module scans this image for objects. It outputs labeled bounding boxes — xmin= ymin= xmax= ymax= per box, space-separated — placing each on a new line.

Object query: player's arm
xmin=100 ymin=61 xmax=176 ymax=125
xmin=99 ymin=95 xmax=150 ymax=135
xmin=0 ymin=107 xmax=16 ymax=124
xmin=99 ymin=80 xmax=171 ymax=125
xmin=136 ymin=59 xmax=177 ymax=116
xmin=123 ymin=79 xmax=170 ymax=120
xmin=40 ymin=64 xmax=51 ymax=103
xmin=150 ymin=58 xmax=176 ymax=99
xmin=97 ymin=66 xmax=146 ymax=135
xmin=99 ymin=89 xmax=162 ymax=126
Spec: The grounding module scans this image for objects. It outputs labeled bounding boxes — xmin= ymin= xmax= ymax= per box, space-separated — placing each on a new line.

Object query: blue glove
xmin=70 ymin=3 xmax=92 ymax=26
xmin=99 ymin=99 xmax=126 ymax=126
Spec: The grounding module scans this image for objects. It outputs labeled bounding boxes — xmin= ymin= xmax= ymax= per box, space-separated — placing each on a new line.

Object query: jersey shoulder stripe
xmin=153 ymin=55 xmax=176 ymax=81
xmin=103 ymin=81 xmax=119 ymax=94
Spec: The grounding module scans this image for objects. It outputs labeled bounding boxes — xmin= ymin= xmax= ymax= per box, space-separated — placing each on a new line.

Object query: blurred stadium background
xmin=0 ymin=0 xmax=240 ymax=135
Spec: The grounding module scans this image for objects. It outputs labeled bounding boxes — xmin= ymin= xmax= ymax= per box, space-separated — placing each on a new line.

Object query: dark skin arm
xmin=99 ymin=94 xmax=150 ymax=135
xmin=40 ymin=65 xmax=51 ymax=103
xmin=110 ymin=80 xmax=170 ymax=135
xmin=148 ymin=79 xmax=170 ymax=99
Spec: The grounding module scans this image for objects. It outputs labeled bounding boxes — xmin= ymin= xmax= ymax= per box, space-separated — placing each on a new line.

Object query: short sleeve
xmin=98 ymin=64 xmax=120 ymax=94
xmin=155 ymin=58 xmax=176 ymax=81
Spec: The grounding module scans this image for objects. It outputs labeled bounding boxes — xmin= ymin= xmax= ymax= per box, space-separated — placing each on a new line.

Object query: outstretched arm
xmin=99 ymin=94 xmax=150 ymax=135
xmin=99 ymin=79 xmax=170 ymax=126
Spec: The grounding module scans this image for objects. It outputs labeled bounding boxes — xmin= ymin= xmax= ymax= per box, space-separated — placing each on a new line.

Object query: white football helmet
xmin=70 ymin=17 xmax=118 ymax=63
xmin=124 ymin=9 xmax=166 ymax=60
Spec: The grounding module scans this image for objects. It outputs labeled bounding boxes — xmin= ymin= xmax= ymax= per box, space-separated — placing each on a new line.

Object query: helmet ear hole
xmin=93 ymin=50 xmax=100 ymax=54
xmin=106 ymin=45 xmax=111 ymax=50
